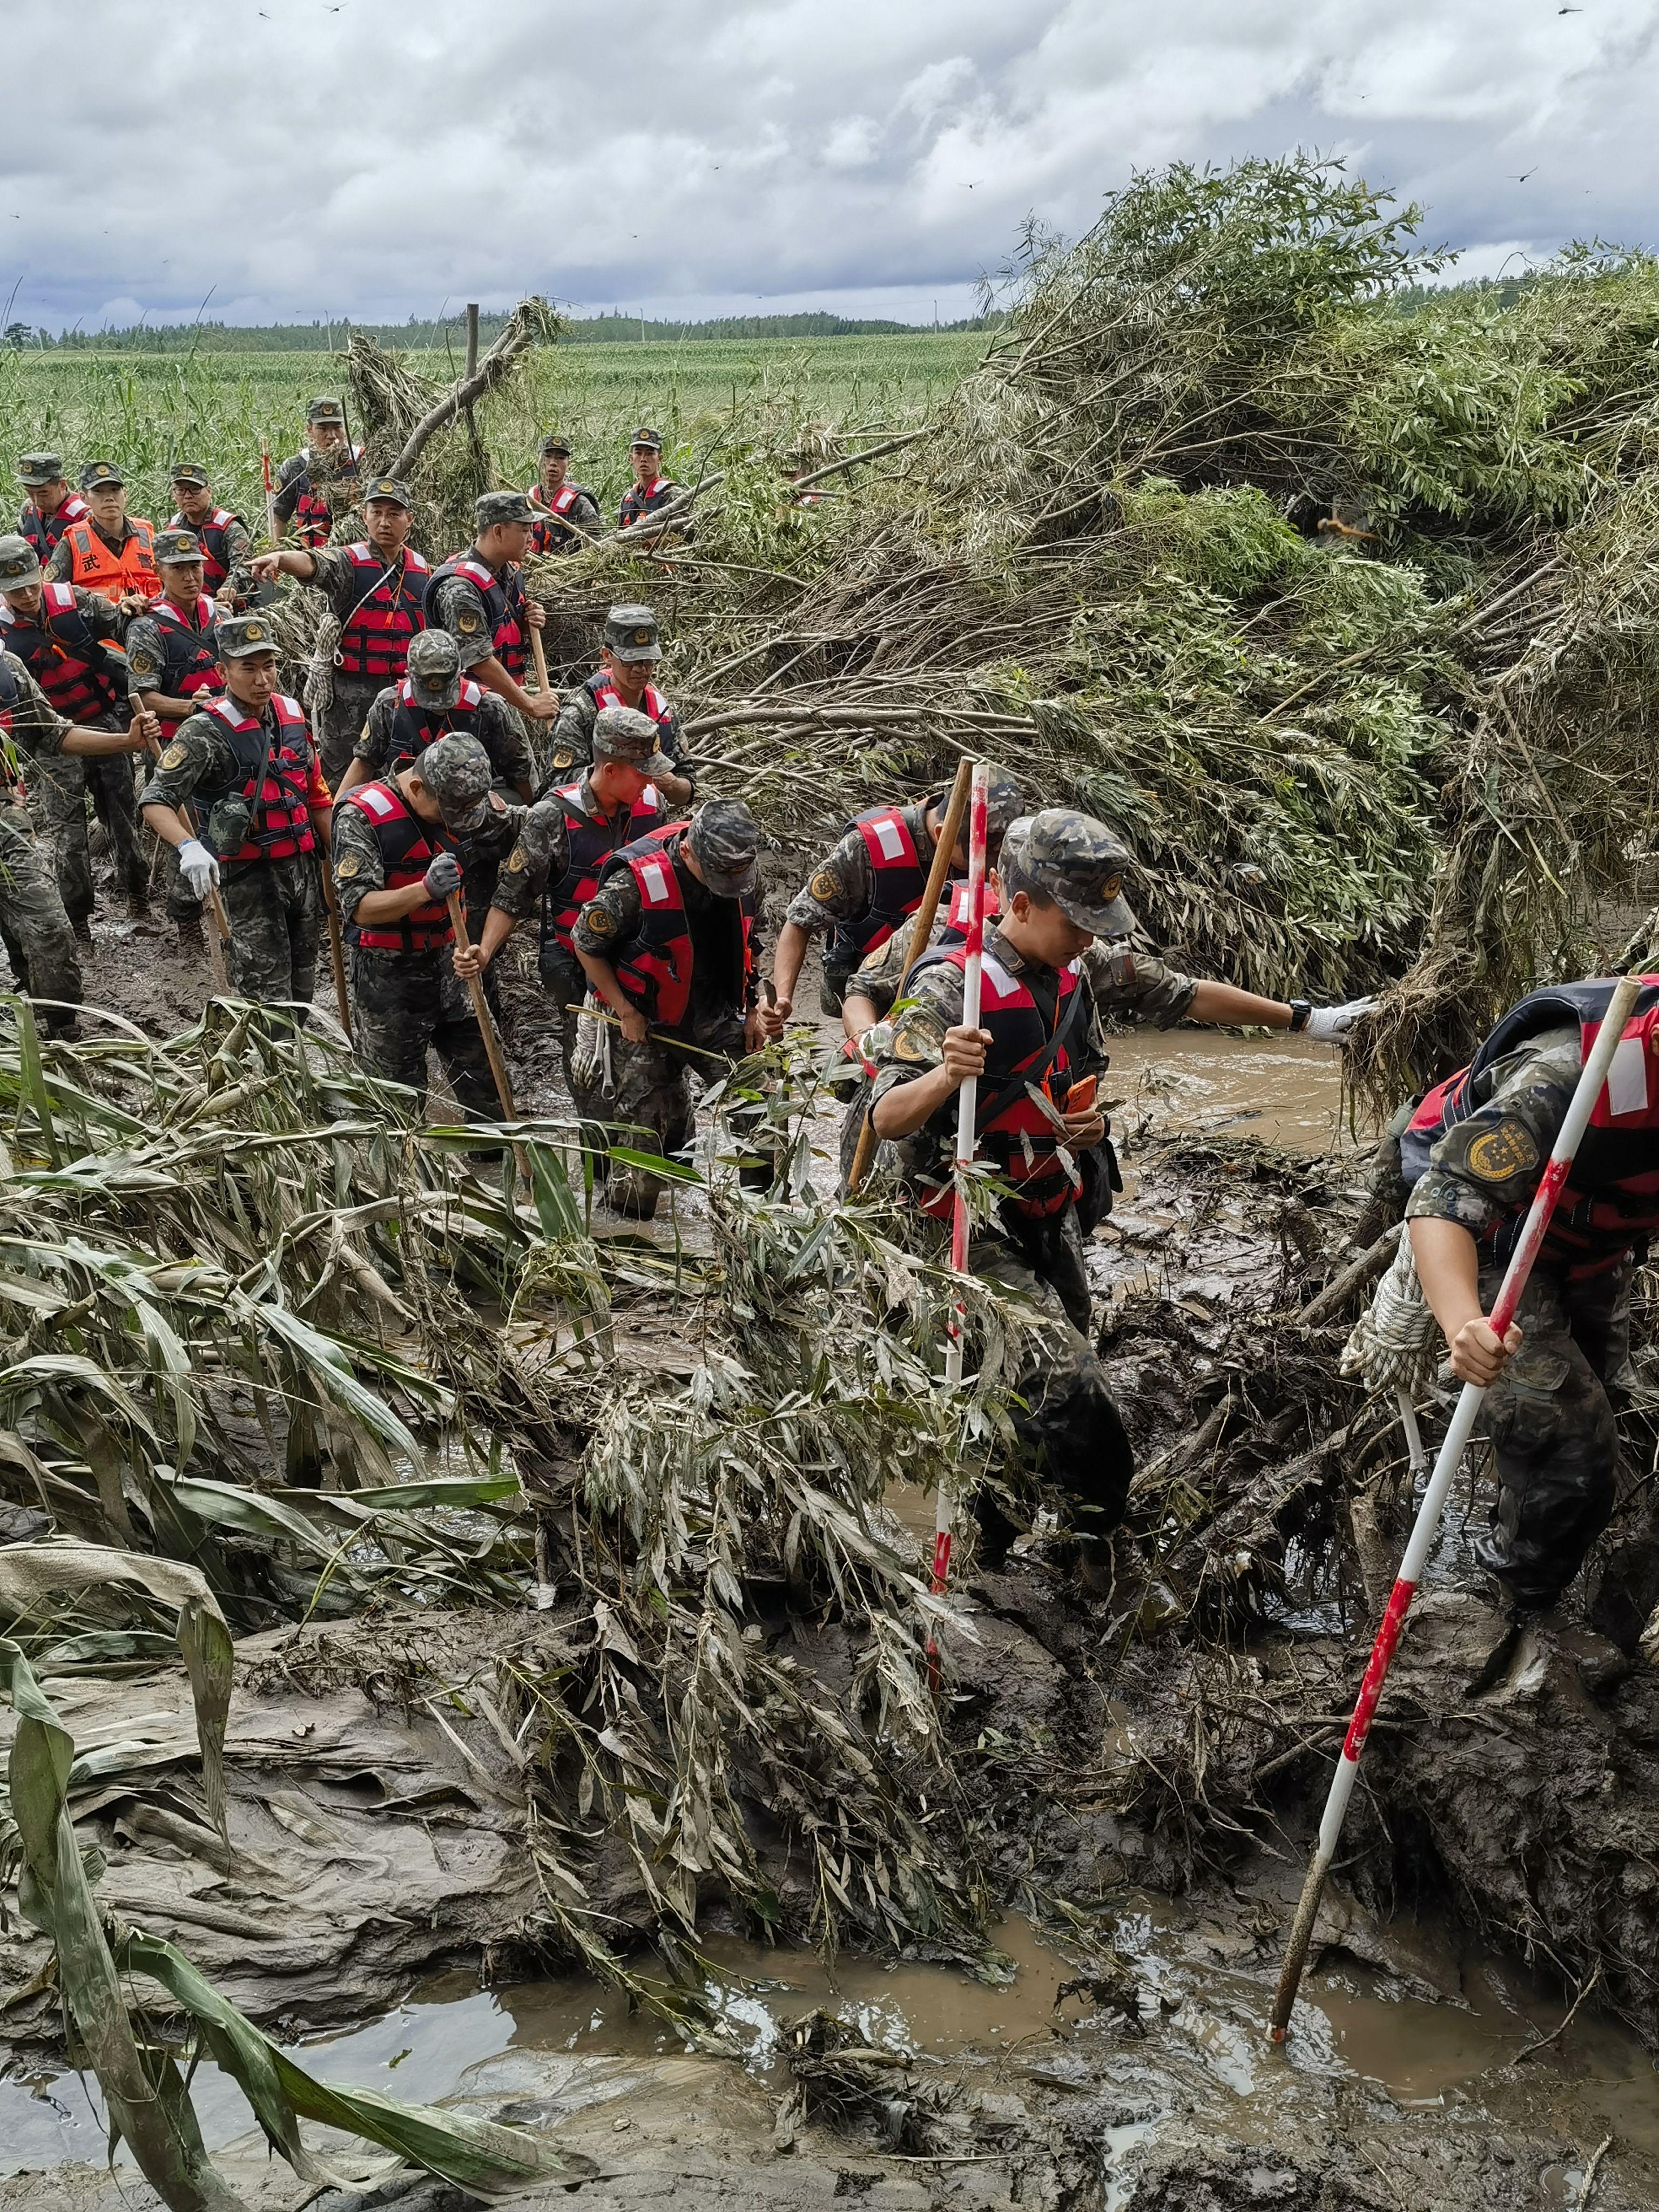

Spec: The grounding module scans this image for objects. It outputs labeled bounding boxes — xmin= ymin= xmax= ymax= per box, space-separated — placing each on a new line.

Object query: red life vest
xmin=1401 ymin=977 xmax=1659 ymax=1280
xmin=940 ymin=876 xmax=1001 ymax=943
xmin=0 ymin=583 xmax=122 ymax=723
xmin=913 ymin=942 xmax=1083 ymax=1222
xmin=601 ymin=824 xmax=753 ymax=1028
xmin=339 ymin=778 xmax=458 ymax=952
xmin=143 ymin=596 xmax=222 ymax=737
xmin=167 ymin=506 xmax=239 ymax=594
xmin=827 ymin=802 xmax=947 ymax=969
xmin=334 ymin=544 xmax=430 ymax=681
xmin=431 ymin=552 xmax=526 ymax=679
xmin=200 ymin=693 xmax=317 ymax=862
xmin=19 ymin=490 xmax=89 ymax=563
xmin=290 ymin=444 xmax=363 ymax=549
xmin=529 ymin=481 xmax=593 ymax=554
xmin=619 ymin=476 xmax=674 ymax=529
xmin=539 ymin=775 xmax=664 ymax=961
xmin=64 ymin=516 xmax=159 ymax=605
xmin=383 ymin=673 xmax=488 ymax=769
xmin=585 ymin=671 xmax=674 ymax=734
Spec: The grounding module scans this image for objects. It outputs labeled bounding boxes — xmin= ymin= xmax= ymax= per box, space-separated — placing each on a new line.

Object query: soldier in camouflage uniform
xmin=0 ymin=648 xmax=138 ymax=1033
xmin=1390 ymin=980 xmax=1659 ymax=1613
xmin=528 ymin=433 xmax=601 ymax=554
xmin=271 ymin=396 xmax=363 ymax=549
xmin=138 ymin=613 xmax=333 ymax=1010
xmin=866 ymin=811 xmax=1135 ymax=1570
xmin=338 ymin=630 xmax=533 ymax=806
xmin=426 ymin=490 xmax=555 ymax=730
xmin=167 ymin=463 xmax=254 ymax=605
xmin=247 ymin=473 xmax=430 ymax=787
xmin=0 ymin=534 xmax=154 ymax=926
xmin=570 ymin=799 xmax=783 ymax=1216
xmin=545 ymin=605 xmax=694 ymax=802
xmin=15 ymin=453 xmax=89 ymax=567
xmin=771 ymin=769 xmax=1024 ymax=1022
xmin=332 ymin=735 xmax=559 ymax=1118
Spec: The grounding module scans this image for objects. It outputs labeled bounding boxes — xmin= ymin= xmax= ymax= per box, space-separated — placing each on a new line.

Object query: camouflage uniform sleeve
xmin=72 ymin=586 xmax=126 ymax=648
xmin=572 ymin=869 xmax=643 ymax=962
xmin=329 ymin=798 xmax=385 ymax=925
xmin=846 ymin=929 xmax=912 ymax=1016
xmin=867 ymin=959 xmax=965 ymax=1107
xmin=0 ymin=653 xmax=75 ymax=756
xmin=271 ymin=455 xmax=306 ymax=525
xmin=137 ymin=714 xmax=230 ymax=813
xmin=122 ymin=614 xmax=167 ymax=692
xmin=784 ymin=827 xmax=875 ymax=932
xmin=1080 ymin=934 xmax=1200 ymax=1025
xmin=569 ymin=493 xmax=602 ymax=534
xmin=305 ymin=545 xmax=356 ymax=608
xmin=546 ymin=687 xmax=597 ymax=779
xmin=654 ymin=702 xmax=695 ymax=794
xmin=221 ymin=514 xmax=255 ymax=568
xmin=428 ymin=575 xmax=495 ymax=670
xmin=1405 ymin=1028 xmax=1581 ymax=1239
xmin=352 ymin=688 xmax=396 ymax=770
xmin=45 ymin=536 xmax=75 ymax=585
xmin=477 ymin=694 xmax=533 ymax=790
xmin=491 ymin=800 xmax=568 ymax=921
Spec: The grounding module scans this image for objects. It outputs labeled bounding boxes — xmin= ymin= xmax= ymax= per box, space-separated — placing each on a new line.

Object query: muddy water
xmin=6 ymin=1905 xmax=1656 ymax=2184
xmin=1101 ymin=1026 xmax=1358 ymax=1156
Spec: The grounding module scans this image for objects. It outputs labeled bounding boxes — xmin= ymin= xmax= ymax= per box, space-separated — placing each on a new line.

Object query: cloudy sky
xmin=4 ymin=0 xmax=1657 ymax=332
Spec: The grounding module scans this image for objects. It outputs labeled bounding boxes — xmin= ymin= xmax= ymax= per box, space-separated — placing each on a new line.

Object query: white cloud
xmin=0 ymin=0 xmax=1656 ymax=329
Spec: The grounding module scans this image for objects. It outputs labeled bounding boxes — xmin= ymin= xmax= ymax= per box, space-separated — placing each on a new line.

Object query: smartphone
xmin=1064 ymin=1076 xmax=1097 ymax=1114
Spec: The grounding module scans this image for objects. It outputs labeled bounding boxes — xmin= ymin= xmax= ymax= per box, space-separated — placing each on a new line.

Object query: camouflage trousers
xmin=0 ymin=802 xmax=82 ymax=1032
xmin=312 ymin=677 xmax=381 ymax=792
xmin=966 ymin=1206 xmax=1134 ymax=1568
xmin=1475 ymin=1258 xmax=1627 ymax=1610
xmin=537 ymin=942 xmax=585 ymax=1083
xmin=221 ymin=852 xmax=321 ymax=1010
xmin=569 ymin=1007 xmax=771 ymax=1217
xmin=28 ymin=737 xmax=147 ymax=924
xmin=349 ymin=947 xmax=500 ymax=1122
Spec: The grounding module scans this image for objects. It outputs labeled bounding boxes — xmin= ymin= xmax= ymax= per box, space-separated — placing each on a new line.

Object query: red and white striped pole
xmin=1269 ymin=970 xmax=1644 ymax=2042
xmin=930 ymin=761 xmax=990 ymax=1623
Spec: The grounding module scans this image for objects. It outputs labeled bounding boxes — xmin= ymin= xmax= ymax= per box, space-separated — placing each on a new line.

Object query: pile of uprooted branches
xmin=500 ymin=158 xmax=1659 ymax=1114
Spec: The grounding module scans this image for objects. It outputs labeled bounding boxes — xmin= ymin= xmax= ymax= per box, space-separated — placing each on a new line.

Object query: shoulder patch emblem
xmin=551 ymin=750 xmax=574 ymax=770
xmin=456 ymin=611 xmax=481 ymax=633
xmin=128 ymin=648 xmax=156 ymax=676
xmin=892 ymin=1023 xmax=933 ymax=1063
xmin=1466 ymin=1120 xmax=1540 ymax=1183
xmin=335 ymin=853 xmax=360 ymax=879
xmin=583 ymin=905 xmax=616 ymax=937
xmin=810 ymin=868 xmax=842 ymax=902
xmin=159 ymin=742 xmax=187 ymax=769
xmin=508 ymin=846 xmax=528 ymax=872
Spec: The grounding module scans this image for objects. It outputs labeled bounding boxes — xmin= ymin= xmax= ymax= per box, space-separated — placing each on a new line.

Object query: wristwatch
xmin=1287 ymin=999 xmax=1312 ymax=1033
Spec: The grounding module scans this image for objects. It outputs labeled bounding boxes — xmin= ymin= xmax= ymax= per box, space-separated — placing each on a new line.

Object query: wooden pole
xmin=846 ymin=754 xmax=975 ymax=1193
xmin=1268 ymin=970 xmax=1646 ymax=2044
xmin=319 ymin=862 xmax=353 ymax=1040
xmin=464 ymin=304 xmax=480 ymax=382
xmin=446 ymin=892 xmax=515 ymax=1121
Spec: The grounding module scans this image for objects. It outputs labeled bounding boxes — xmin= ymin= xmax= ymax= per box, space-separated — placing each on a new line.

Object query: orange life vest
xmin=63 ymin=516 xmax=159 ymax=605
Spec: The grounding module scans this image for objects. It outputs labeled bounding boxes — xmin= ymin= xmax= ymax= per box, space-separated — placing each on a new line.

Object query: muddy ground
xmin=5 ymin=885 xmax=1659 ymax=2209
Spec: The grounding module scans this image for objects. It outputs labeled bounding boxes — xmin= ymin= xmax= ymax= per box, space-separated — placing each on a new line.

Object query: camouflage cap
xmin=15 ymin=453 xmax=64 ymax=488
xmin=0 ymin=535 xmax=42 ymax=587
xmin=982 ymin=766 xmax=1024 ymax=843
xmin=153 ymin=527 xmax=205 ymax=567
xmin=168 ymin=460 xmax=212 ymax=487
xmin=418 ymin=733 xmax=494 ymax=833
xmin=307 ymin=395 xmax=347 ymax=425
xmin=475 ymin=488 xmax=534 ymax=530
xmin=80 ymin=458 xmax=125 ymax=490
xmin=686 ymin=798 xmax=760 ymax=899
xmin=603 ymin=603 xmax=660 ymax=664
xmin=592 ymin=705 xmax=672 ymax=775
xmin=362 ymin=474 xmax=412 ymax=509
xmin=998 ymin=809 xmax=1135 ymax=937
xmin=405 ymin=628 xmax=463 ymax=709
xmin=629 ymin=426 xmax=664 ymax=450
xmin=217 ymin=613 xmax=280 ymax=660
xmin=538 ymin=431 xmax=572 ymax=457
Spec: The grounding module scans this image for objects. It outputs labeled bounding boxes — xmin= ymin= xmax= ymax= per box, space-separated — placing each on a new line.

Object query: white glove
xmin=1306 ymin=995 xmax=1378 ymax=1043
xmin=422 ymin=852 xmax=463 ymax=899
xmin=177 ymin=838 xmax=220 ymax=900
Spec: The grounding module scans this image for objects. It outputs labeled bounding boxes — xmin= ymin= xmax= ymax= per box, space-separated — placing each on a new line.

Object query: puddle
xmin=1102 ymin=1027 xmax=1359 ymax=1156
xmin=8 ymin=1900 xmax=1657 ymax=2182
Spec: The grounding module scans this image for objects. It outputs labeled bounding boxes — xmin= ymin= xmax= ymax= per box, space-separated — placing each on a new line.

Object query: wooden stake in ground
xmin=846 ymin=753 xmax=975 ymax=1193
xmin=319 ymin=861 xmax=353 ymax=1040
xmin=928 ymin=760 xmax=989 ymax=1664
xmin=446 ymin=891 xmax=515 ymax=1121
xmin=1268 ymin=970 xmax=1645 ymax=2044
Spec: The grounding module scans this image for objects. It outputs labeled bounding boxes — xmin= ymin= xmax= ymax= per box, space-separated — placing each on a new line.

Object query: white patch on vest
xmin=356 ymin=785 xmax=397 ymax=818
xmin=980 ymin=951 xmax=1020 ymax=1002
xmin=640 ymin=857 xmax=672 ymax=904
xmin=1606 ymin=1033 xmax=1648 ymax=1117
xmin=642 ymin=783 xmax=659 ymax=808
xmin=872 ymin=815 xmax=906 ymax=861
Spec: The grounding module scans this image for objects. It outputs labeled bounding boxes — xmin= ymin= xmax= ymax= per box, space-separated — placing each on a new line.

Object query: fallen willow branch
xmin=390 ymin=296 xmax=554 ymax=480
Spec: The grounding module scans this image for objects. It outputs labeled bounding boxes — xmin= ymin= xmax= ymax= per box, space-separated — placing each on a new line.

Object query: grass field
xmin=0 ymin=333 xmax=984 ymax=535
